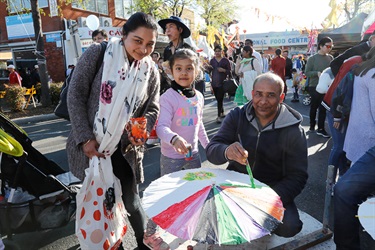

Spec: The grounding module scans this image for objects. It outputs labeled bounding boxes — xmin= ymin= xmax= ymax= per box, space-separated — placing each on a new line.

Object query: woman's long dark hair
xmin=122 ymin=12 xmax=158 ymax=37
xmin=354 ymin=46 xmax=375 ymax=77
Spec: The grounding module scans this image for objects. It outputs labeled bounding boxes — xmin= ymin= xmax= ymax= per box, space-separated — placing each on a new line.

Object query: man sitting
xmin=206 ymin=72 xmax=308 ymax=237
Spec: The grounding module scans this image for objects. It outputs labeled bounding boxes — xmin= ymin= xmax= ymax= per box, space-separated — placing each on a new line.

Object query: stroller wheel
xmin=303 ymin=96 xmax=311 ymax=106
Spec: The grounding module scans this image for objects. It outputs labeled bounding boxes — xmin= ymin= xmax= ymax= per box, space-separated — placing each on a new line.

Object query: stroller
xmin=0 ymin=112 xmax=80 ymax=241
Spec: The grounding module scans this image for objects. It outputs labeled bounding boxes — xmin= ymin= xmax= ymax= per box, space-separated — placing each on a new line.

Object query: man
xmin=245 ymin=39 xmax=263 ymax=70
xmin=206 ymin=72 xmax=308 ymax=237
xmin=330 ymin=30 xmax=375 ymax=76
xmin=305 ymin=36 xmax=333 ymax=137
xmin=283 ymin=50 xmax=293 ymax=79
xmin=271 ymin=49 xmax=287 ymax=95
xmin=7 ymin=65 xmax=22 ymax=87
xmin=260 ymin=52 xmax=269 ymax=73
xmin=151 ymin=51 xmax=160 ymax=67
xmin=91 ymin=29 xmax=108 ymax=43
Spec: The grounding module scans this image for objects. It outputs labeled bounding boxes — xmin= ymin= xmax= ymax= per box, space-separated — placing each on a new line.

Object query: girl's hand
xmin=172 ymin=137 xmax=189 ymax=155
xmin=82 ymin=139 xmax=105 ymax=159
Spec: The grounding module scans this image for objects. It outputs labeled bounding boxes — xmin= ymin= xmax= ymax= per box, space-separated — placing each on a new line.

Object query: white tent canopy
xmin=197 ymin=36 xmax=214 ymax=59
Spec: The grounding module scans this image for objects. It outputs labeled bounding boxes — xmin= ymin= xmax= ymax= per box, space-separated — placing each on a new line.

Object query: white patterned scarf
xmin=93 ymin=37 xmax=152 ymax=178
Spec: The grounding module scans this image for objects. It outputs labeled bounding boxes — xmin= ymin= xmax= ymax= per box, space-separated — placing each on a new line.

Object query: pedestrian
xmin=30 ymin=65 xmax=40 ymax=87
xmin=271 ymin=49 xmax=287 ymax=95
xmin=304 ymin=36 xmax=334 ymax=137
xmin=208 ymin=45 xmax=231 ymax=123
xmin=291 ymin=68 xmax=300 ymax=102
xmin=260 ymin=52 xmax=269 ymax=73
xmin=245 ymin=39 xmax=263 ymax=70
xmin=151 ymin=51 xmax=160 ymax=68
xmin=234 ymin=45 xmax=262 ymax=105
xmin=91 ymin=29 xmax=108 ymax=43
xmin=158 ymin=16 xmax=193 ymax=63
xmin=156 ymin=48 xmax=209 ymax=176
xmin=333 ymin=49 xmax=375 ymax=250
xmin=7 ymin=65 xmax=22 ymax=87
xmin=283 ymin=50 xmax=293 ymax=80
xmin=66 ymin=12 xmax=163 ymax=250
xmin=206 ymin=72 xmax=308 ymax=238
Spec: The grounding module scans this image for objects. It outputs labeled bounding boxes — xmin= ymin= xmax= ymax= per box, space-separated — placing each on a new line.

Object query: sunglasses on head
xmin=325 ymin=44 xmax=333 ymax=49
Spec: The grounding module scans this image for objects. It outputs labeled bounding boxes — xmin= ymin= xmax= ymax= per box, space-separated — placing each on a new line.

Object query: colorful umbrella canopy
xmin=358 ymin=197 xmax=375 ymax=240
xmin=143 ymin=168 xmax=284 ymax=245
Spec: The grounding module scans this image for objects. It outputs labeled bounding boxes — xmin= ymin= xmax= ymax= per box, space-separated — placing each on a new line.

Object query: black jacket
xmin=163 ymin=41 xmax=193 ymax=62
xmin=330 ymin=41 xmax=370 ymax=76
xmin=206 ymin=102 xmax=308 ymax=204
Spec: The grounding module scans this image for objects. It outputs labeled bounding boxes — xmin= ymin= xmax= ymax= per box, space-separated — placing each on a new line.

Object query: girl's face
xmin=123 ymin=27 xmax=157 ymax=62
xmin=171 ymin=58 xmax=197 ymax=88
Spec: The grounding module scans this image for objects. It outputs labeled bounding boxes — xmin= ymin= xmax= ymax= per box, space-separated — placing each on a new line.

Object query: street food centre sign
xmin=242 ymin=32 xmax=309 ymax=49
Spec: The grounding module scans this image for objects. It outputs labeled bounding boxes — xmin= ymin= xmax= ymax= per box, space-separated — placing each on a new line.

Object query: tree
xmin=30 ymin=0 xmax=51 ymax=106
xmin=343 ymin=0 xmax=374 ymax=21
xmin=196 ymin=0 xmax=237 ymax=29
xmin=132 ymin=0 xmax=193 ymax=19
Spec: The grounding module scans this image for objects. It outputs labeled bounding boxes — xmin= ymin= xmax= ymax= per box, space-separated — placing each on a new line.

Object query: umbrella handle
xmin=238 ymin=134 xmax=256 ymax=188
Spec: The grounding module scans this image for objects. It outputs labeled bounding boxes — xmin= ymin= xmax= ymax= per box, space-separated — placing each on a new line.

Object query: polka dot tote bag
xmin=76 ymin=156 xmax=128 ymax=250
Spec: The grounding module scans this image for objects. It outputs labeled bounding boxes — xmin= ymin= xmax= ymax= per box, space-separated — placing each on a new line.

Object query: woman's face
xmin=123 ymin=27 xmax=157 ymax=62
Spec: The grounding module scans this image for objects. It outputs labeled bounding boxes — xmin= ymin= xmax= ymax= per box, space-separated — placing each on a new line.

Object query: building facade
xmin=0 ymin=1 xmax=195 ymax=83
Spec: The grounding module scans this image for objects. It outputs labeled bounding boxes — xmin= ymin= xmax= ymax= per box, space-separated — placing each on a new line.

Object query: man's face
xmin=165 ymin=23 xmax=182 ymax=43
xmin=282 ymin=51 xmax=288 ymax=58
xmin=245 ymin=40 xmax=251 ymax=46
xmin=320 ymin=42 xmax=333 ymax=54
xmin=152 ymin=53 xmax=159 ymax=63
xmin=252 ymin=79 xmax=284 ymax=123
xmin=93 ymin=34 xmax=106 ymax=43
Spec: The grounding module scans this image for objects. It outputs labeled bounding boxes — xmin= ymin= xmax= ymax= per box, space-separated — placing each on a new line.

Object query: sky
xmin=235 ymin=0 xmax=334 ymax=34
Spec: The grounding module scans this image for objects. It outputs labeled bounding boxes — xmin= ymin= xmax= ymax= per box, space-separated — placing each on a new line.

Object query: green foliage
xmin=196 ymin=0 xmax=237 ymax=29
xmin=49 ymin=82 xmax=63 ymax=106
xmin=4 ymin=86 xmax=26 ymax=112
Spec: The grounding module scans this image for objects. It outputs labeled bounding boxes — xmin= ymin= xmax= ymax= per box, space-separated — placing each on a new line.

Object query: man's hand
xmin=225 ymin=142 xmax=248 ymax=165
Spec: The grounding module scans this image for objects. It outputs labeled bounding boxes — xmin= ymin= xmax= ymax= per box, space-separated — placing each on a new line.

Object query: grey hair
xmin=253 ymin=72 xmax=284 ymax=95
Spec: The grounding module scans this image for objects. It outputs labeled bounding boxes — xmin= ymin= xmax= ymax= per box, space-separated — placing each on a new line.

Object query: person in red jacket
xmin=7 ymin=65 xmax=22 ymax=87
xmin=271 ymin=49 xmax=287 ymax=95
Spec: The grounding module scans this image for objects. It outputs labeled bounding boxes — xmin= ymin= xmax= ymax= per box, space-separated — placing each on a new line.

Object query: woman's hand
xmin=82 ymin=139 xmax=105 ymax=159
xmin=125 ymin=122 xmax=148 ymax=146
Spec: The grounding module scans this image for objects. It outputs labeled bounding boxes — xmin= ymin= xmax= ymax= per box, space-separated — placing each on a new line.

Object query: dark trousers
xmin=308 ymin=86 xmax=326 ymax=130
xmin=273 ymin=202 xmax=303 ymax=237
xmin=212 ymin=86 xmax=225 ymax=117
xmin=334 ymin=146 xmax=375 ymax=250
xmin=112 ymin=147 xmax=148 ymax=249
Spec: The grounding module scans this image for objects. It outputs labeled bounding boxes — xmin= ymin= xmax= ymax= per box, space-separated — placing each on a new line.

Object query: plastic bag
xmin=76 ymin=157 xmax=127 ymax=250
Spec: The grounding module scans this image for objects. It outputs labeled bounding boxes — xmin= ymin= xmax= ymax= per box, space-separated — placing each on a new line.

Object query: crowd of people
xmin=61 ymin=10 xmax=375 ymax=250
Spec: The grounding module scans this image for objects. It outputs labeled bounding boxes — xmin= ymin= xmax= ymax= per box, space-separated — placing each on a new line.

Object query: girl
xmin=156 ymin=48 xmax=210 ymax=175
xmin=66 ymin=12 xmax=163 ymax=250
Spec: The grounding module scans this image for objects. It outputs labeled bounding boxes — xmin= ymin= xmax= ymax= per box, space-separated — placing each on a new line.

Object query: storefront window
xmin=72 ymin=0 xmax=108 ymax=15
xmin=8 ymin=0 xmax=48 ymax=13
xmin=115 ymin=0 xmax=132 ymax=19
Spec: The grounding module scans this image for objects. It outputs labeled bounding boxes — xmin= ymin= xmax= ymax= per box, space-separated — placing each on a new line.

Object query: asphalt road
xmin=2 ymin=88 xmax=374 ymax=249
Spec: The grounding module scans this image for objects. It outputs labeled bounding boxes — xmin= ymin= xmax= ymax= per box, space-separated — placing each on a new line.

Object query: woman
xmin=208 ymin=45 xmax=231 ymax=123
xmin=66 ymin=12 xmax=166 ymax=249
xmin=234 ymin=45 xmax=262 ymax=104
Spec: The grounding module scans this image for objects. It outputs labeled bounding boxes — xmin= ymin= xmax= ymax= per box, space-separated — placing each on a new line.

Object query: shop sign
xmin=5 ymin=14 xmax=35 ymax=40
